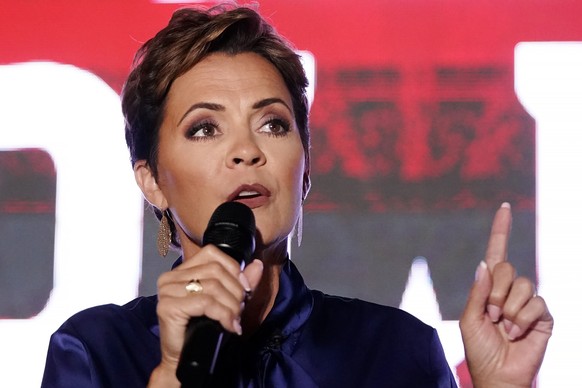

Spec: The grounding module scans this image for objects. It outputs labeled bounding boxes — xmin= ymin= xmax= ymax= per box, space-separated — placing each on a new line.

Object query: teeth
xmin=238 ymin=190 xmax=260 ymax=198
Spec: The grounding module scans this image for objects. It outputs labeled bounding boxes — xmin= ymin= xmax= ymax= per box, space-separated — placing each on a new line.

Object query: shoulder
xmin=293 ymin=290 xmax=456 ymax=386
xmin=59 ymin=295 xmax=158 ymax=339
xmin=304 ymin=290 xmax=440 ymax=357
xmin=312 ymin=290 xmax=434 ymax=338
xmin=70 ymin=294 xmax=158 ymax=324
xmin=42 ymin=296 xmax=160 ymax=387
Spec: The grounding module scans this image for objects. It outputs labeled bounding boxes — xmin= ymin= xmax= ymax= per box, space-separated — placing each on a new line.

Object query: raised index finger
xmin=484 ymin=202 xmax=512 ymax=270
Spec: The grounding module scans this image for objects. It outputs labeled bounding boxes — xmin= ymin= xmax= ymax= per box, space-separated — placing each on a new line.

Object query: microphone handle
xmin=176 ymin=245 xmax=244 ymax=387
xmin=176 ymin=318 xmax=231 ymax=387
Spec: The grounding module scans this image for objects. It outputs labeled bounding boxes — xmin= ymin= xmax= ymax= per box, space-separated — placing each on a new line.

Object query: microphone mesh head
xmin=207 ymin=202 xmax=256 ymax=235
xmin=203 ymin=202 xmax=256 ymax=264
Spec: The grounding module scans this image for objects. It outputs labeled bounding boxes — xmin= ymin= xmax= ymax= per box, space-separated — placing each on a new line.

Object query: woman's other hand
xmin=460 ymin=203 xmax=553 ymax=387
xmin=148 ymin=248 xmax=264 ymax=387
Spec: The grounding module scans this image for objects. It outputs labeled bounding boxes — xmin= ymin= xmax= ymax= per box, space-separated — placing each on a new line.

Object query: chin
xmin=254 ymin=224 xmax=293 ymax=251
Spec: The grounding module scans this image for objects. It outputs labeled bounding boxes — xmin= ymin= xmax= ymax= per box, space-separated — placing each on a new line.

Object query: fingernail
xmin=501 ymin=202 xmax=511 ymax=209
xmin=239 ymin=273 xmax=251 ymax=292
xmin=487 ymin=304 xmax=501 ymax=322
xmin=507 ymin=323 xmax=521 ymax=341
xmin=233 ymin=318 xmax=243 ymax=336
xmin=253 ymin=259 xmax=264 ymax=271
xmin=475 ymin=261 xmax=487 ymax=282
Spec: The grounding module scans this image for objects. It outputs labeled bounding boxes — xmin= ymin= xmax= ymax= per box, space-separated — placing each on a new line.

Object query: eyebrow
xmin=178 ymin=102 xmax=224 ymax=125
xmin=177 ymin=98 xmax=292 ymax=126
xmin=252 ymin=97 xmax=292 ymax=113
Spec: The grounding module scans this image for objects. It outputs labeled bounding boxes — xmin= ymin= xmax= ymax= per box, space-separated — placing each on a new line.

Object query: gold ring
xmin=185 ymin=279 xmax=203 ymax=294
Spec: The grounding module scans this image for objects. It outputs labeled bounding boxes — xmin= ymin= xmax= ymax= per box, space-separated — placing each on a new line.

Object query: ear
xmin=134 ymin=160 xmax=168 ymax=209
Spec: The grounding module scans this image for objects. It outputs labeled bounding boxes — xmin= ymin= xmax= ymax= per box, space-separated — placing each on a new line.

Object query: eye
xmin=259 ymin=117 xmax=291 ymax=137
xmin=186 ymin=120 xmax=220 ymax=140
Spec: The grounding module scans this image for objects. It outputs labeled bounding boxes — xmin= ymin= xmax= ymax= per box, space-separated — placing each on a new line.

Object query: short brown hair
xmin=122 ymin=5 xmax=310 ymax=178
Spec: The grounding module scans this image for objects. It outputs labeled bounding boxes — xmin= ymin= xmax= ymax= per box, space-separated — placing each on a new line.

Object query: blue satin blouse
xmin=41 ymin=260 xmax=457 ymax=387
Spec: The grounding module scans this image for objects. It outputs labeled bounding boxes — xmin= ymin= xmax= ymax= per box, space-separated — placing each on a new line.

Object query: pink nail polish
xmin=487 ymin=304 xmax=501 ymax=322
xmin=239 ymin=273 xmax=251 ymax=292
xmin=507 ymin=323 xmax=521 ymax=341
xmin=475 ymin=261 xmax=487 ymax=282
xmin=233 ymin=318 xmax=243 ymax=336
xmin=253 ymin=259 xmax=264 ymax=271
xmin=501 ymin=202 xmax=511 ymax=209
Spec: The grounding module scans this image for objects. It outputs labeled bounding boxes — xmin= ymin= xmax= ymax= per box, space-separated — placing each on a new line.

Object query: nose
xmin=226 ymin=133 xmax=266 ymax=168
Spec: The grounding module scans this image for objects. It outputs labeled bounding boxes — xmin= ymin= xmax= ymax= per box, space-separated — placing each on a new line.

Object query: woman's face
xmin=144 ymin=52 xmax=308 ymax=258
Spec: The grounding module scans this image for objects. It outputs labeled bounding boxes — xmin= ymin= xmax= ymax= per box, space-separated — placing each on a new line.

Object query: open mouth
xmin=235 ymin=190 xmax=261 ymax=200
xmin=228 ymin=184 xmax=271 ymax=208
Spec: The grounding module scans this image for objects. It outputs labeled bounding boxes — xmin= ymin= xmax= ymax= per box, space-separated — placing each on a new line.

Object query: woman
xmin=41 ymin=5 xmax=552 ymax=387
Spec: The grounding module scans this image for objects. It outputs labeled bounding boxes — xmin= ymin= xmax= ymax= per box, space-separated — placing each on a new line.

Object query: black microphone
xmin=176 ymin=202 xmax=256 ymax=388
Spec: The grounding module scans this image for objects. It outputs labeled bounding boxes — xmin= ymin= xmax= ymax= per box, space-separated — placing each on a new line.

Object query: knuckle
xmin=205 ymin=260 xmax=223 ymax=274
xmin=200 ymin=278 xmax=219 ymax=294
xmin=528 ymin=296 xmax=545 ymax=312
xmin=534 ymin=295 xmax=547 ymax=305
xmin=513 ymin=276 xmax=534 ymax=294
xmin=206 ymin=300 xmax=233 ymax=321
xmin=493 ymin=261 xmax=515 ymax=278
xmin=156 ymin=298 xmax=173 ymax=317
xmin=157 ymin=271 xmax=173 ymax=288
xmin=488 ymin=291 xmax=506 ymax=305
xmin=502 ymin=304 xmax=519 ymax=320
xmin=197 ymin=294 xmax=211 ymax=310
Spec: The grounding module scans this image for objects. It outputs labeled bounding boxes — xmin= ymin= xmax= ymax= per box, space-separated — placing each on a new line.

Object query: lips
xmin=227 ymin=184 xmax=271 ymax=208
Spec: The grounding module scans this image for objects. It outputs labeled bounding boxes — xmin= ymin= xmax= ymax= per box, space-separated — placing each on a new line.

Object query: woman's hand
xmin=148 ymin=246 xmax=264 ymax=387
xmin=460 ymin=203 xmax=553 ymax=387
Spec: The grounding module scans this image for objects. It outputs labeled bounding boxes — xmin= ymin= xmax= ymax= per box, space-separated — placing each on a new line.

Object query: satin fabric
xmin=42 ymin=259 xmax=457 ymax=387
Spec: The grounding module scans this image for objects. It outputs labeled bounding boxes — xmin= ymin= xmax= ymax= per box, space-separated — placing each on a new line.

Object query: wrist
xmin=148 ymin=363 xmax=180 ymax=388
xmin=473 ymin=380 xmax=532 ymax=388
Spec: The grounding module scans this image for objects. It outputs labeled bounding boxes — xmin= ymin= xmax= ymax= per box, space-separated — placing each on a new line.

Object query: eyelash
xmin=262 ymin=117 xmax=291 ymax=137
xmin=184 ymin=116 xmax=292 ymax=140
xmin=185 ymin=119 xmax=220 ymax=141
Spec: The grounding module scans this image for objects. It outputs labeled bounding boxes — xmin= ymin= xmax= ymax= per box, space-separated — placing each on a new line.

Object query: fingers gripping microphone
xmin=176 ymin=202 xmax=256 ymax=387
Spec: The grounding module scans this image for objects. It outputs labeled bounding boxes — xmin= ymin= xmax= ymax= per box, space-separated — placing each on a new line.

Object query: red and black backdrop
xmin=1 ymin=1 xmax=581 ymax=384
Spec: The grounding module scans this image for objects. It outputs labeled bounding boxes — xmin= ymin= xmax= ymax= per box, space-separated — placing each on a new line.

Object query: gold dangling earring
xmin=157 ymin=209 xmax=171 ymax=257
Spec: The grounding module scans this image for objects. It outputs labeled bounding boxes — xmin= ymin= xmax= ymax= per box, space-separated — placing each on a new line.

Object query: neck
xmin=241 ymin=239 xmax=288 ymax=336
